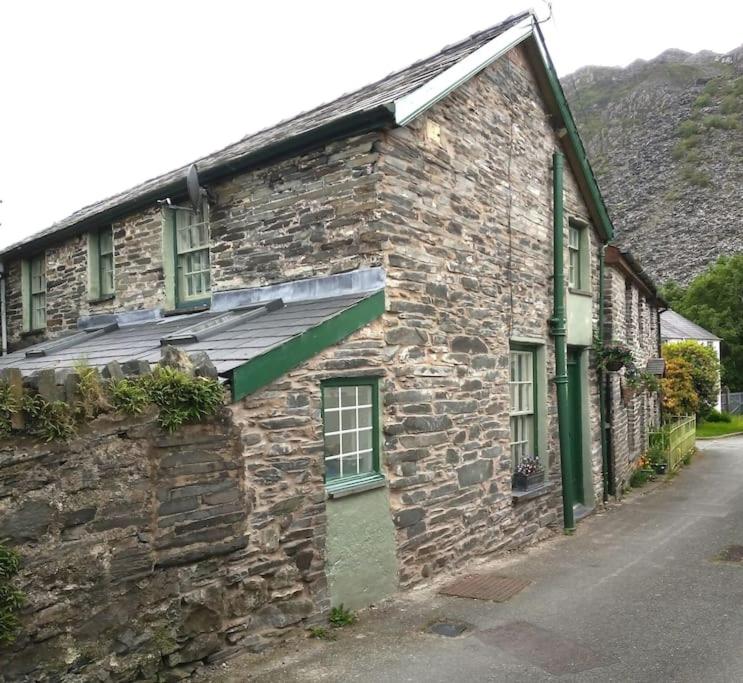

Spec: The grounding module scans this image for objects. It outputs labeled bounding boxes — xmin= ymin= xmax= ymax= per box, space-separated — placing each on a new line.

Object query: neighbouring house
xmin=661 ymin=309 xmax=722 ymax=410
xmin=0 ymin=12 xmax=663 ymax=680
xmin=603 ymin=246 xmax=665 ymax=492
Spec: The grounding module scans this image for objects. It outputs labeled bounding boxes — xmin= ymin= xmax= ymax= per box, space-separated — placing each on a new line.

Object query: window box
xmin=512 ymin=471 xmax=544 ymax=491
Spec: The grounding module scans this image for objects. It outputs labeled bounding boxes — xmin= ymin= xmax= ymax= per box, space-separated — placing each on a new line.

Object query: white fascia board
xmin=390 ymin=15 xmax=535 ymax=126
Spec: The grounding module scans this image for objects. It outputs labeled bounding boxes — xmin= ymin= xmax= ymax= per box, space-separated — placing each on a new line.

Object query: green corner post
xmin=549 ymin=151 xmax=575 ymax=532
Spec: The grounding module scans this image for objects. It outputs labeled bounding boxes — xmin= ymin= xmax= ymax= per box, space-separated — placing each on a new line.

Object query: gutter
xmin=0 ymin=105 xmax=395 ymax=261
xmin=549 ymin=151 xmax=575 ymax=531
xmin=598 ymin=245 xmax=613 ymax=499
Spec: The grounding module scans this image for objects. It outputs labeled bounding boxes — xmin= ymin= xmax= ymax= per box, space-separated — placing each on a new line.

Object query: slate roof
xmin=0 ymin=11 xmax=530 ymax=259
xmin=0 ymin=293 xmax=374 ymax=376
xmin=661 ymin=310 xmax=720 ymax=342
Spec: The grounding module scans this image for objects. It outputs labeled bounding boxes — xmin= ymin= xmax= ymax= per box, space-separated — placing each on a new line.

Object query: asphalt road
xmin=209 ymin=436 xmax=743 ymax=682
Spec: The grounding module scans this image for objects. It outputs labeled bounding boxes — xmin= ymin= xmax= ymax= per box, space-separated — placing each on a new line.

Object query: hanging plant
xmin=594 ymin=340 xmax=635 ymax=372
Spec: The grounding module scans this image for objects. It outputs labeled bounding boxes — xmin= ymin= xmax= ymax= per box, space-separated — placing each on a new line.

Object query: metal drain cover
xmin=440 ymin=573 xmax=531 ymax=602
xmin=427 ymin=622 xmax=468 ymax=637
xmin=716 ymin=545 xmax=743 ymax=562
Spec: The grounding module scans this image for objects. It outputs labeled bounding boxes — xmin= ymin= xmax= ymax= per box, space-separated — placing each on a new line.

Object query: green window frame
xmin=88 ymin=227 xmax=115 ymax=300
xmin=321 ymin=377 xmax=383 ymax=492
xmin=568 ymin=219 xmax=591 ymax=292
xmin=509 ymin=346 xmax=538 ymax=465
xmin=568 ymin=224 xmax=582 ymax=289
xmin=163 ymin=205 xmax=211 ymax=309
xmin=21 ymin=253 xmax=47 ymax=332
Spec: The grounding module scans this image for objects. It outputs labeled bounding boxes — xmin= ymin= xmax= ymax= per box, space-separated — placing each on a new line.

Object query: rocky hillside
xmin=563 ymin=46 xmax=743 ymax=287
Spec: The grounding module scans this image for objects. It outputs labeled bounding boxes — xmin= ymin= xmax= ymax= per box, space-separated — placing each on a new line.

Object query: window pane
xmin=358 ymin=428 xmax=372 ymax=451
xmin=341 ymin=454 xmax=358 ymax=478
xmin=324 ymin=408 xmax=339 ymax=433
xmin=325 ymin=434 xmax=340 ymax=457
xmin=99 ymin=229 xmax=113 ymax=254
xmin=326 ymin=458 xmax=340 ymax=480
xmin=358 ymin=406 xmax=372 ymax=428
xmin=324 ymin=387 xmax=339 ymax=408
xmin=340 ymin=386 xmax=356 ymax=406
xmin=341 ymin=408 xmax=357 ymax=431
xmin=358 ymin=385 xmax=372 ymax=405
xmin=358 ymin=450 xmax=373 ymax=475
xmin=341 ymin=431 xmax=356 ymax=454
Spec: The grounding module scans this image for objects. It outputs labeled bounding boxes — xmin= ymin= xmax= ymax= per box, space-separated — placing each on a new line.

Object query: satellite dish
xmin=186 ymin=164 xmax=203 ymax=213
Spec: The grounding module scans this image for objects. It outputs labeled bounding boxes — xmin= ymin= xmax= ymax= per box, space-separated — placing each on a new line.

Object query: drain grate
xmin=427 ymin=622 xmax=469 ymax=637
xmin=716 ymin=545 xmax=743 ymax=563
xmin=439 ymin=572 xmax=531 ymax=602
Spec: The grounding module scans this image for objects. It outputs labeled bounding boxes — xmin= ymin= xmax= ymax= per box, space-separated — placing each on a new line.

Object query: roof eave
xmin=0 ymin=104 xmax=395 ymax=261
xmin=390 ymin=14 xmax=535 ymax=125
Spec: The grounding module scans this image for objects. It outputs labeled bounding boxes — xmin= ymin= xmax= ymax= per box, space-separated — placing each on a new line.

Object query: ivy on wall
xmin=0 ymin=543 xmax=23 ymax=646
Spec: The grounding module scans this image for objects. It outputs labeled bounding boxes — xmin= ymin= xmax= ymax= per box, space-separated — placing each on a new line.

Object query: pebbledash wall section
xmin=604 ymin=265 xmax=662 ymax=490
xmin=1 ymin=44 xmax=613 ymax=679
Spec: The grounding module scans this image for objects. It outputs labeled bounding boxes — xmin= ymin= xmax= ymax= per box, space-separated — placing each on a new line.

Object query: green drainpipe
xmin=549 ymin=151 xmax=575 ymax=532
xmin=598 ymin=245 xmax=613 ymax=500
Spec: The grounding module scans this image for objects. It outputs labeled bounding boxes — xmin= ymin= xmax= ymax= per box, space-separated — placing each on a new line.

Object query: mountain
xmin=563 ymin=45 xmax=743 ymax=287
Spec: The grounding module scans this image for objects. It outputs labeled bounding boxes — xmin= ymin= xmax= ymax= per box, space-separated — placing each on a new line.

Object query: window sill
xmin=568 ymin=288 xmax=592 ymax=298
xmin=20 ymin=328 xmax=46 ymax=338
xmin=88 ymin=294 xmax=115 ymax=304
xmin=512 ymin=482 xmax=554 ymax=505
xmin=163 ymin=303 xmax=210 ymax=317
xmin=326 ymin=473 xmax=386 ymax=499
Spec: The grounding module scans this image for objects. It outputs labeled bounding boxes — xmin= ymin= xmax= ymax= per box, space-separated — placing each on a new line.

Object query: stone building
xmin=603 ymin=246 xmax=665 ymax=491
xmin=0 ymin=12 xmax=663 ymax=680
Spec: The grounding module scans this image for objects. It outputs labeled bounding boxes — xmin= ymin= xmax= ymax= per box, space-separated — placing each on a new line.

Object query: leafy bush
xmin=0 ymin=543 xmax=24 ymax=645
xmin=678 ymin=120 xmax=700 ymax=137
xmin=329 ymin=604 xmax=357 ymax=628
xmin=662 ymin=341 xmax=720 ymax=416
xmin=22 ymin=395 xmax=76 ymax=442
xmin=112 ymin=368 xmax=224 ymax=432
xmin=704 ymin=409 xmax=731 ymax=423
xmin=661 ymin=357 xmax=699 ymax=417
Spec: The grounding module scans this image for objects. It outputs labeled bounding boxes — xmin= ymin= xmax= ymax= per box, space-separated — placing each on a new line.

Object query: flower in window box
xmin=512 ymin=456 xmax=545 ymax=491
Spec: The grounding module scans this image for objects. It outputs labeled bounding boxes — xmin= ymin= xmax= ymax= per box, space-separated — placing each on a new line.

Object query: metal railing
xmin=649 ymin=415 xmax=696 ymax=473
xmin=723 ymin=391 xmax=743 ymax=415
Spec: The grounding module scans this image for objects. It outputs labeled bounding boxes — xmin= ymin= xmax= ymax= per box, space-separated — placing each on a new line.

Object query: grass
xmin=696 ymin=415 xmax=743 ymax=438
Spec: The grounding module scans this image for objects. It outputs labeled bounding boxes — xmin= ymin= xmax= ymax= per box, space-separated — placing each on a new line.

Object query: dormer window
xmin=163 ymin=204 xmax=211 ymax=310
xmin=88 ymin=226 xmax=115 ymax=301
xmin=21 ymin=252 xmax=47 ymax=332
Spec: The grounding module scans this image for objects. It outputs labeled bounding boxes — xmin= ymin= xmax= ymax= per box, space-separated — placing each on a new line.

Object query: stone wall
xmin=4 ymin=134 xmax=383 ymax=350
xmin=604 ymin=266 xmax=661 ymax=491
xmin=374 ymin=45 xmax=604 ymax=586
xmin=0 ymin=407 xmax=325 ymax=682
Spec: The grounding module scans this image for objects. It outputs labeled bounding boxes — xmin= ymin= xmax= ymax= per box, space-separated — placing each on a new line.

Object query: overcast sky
xmin=1 ymin=0 xmax=741 ymax=249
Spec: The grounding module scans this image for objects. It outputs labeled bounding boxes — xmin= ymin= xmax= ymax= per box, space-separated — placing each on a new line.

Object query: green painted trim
xmin=534 ymin=25 xmax=613 ymax=243
xmin=20 ymin=258 xmax=30 ymax=333
xmin=598 ymin=245 xmax=613 ymax=499
xmin=510 ymin=341 xmax=548 ymax=482
xmin=550 ymin=152 xmax=575 ymax=531
xmin=321 ymin=375 xmax=382 ymax=485
xmin=230 ymin=290 xmax=385 ymax=402
xmin=87 ymin=231 xmax=100 ymax=300
xmin=326 ymin=472 xmax=386 ymax=499
xmin=161 ymin=207 xmax=177 ymax=310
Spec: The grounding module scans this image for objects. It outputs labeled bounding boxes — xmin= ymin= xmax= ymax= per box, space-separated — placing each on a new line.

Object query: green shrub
xmin=0 ymin=543 xmax=24 ymax=645
xmin=329 ymin=604 xmax=357 ymax=628
xmin=22 ymin=395 xmax=76 ymax=442
xmin=703 ymin=114 xmax=739 ymax=130
xmin=630 ymin=468 xmax=651 ymax=488
xmin=110 ymin=378 xmax=150 ymax=415
xmin=678 ymin=120 xmax=700 ymax=138
xmin=663 ymin=341 xmax=720 ymax=416
xmin=704 ymin=409 xmax=732 ymax=423
xmin=693 ymin=93 xmax=712 ymax=108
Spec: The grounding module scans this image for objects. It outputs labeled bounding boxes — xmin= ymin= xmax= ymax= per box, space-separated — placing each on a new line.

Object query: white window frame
xmin=509 ymin=348 xmax=536 ymax=465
